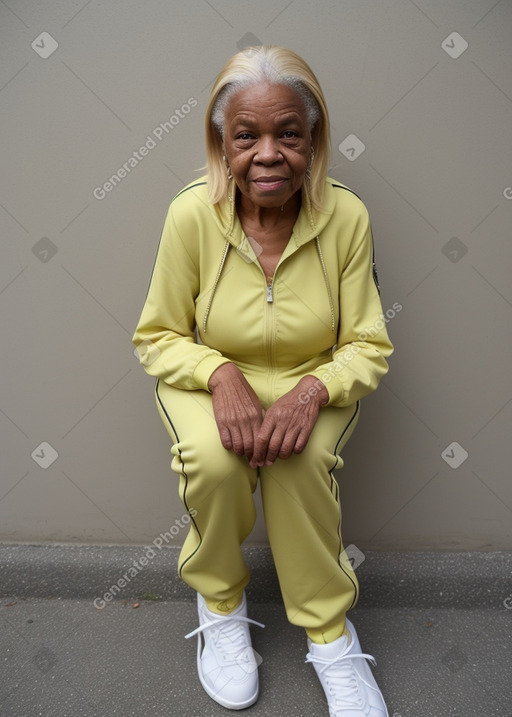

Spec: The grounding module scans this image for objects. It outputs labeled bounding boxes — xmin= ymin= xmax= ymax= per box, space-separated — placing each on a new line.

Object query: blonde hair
xmin=205 ymin=46 xmax=330 ymax=210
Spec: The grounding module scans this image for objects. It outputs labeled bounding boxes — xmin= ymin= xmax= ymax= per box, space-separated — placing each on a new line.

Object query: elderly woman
xmin=132 ymin=46 xmax=393 ymax=716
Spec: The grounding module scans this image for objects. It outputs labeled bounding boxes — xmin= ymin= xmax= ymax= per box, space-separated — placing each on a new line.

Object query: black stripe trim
xmin=330 ymin=182 xmax=363 ymax=201
xmin=369 ymin=223 xmax=381 ymax=294
xmin=329 ymin=400 xmax=361 ymax=610
xmin=154 ymin=378 xmax=202 ymax=576
xmin=331 ymin=400 xmax=360 ymax=471
xmin=331 ymin=183 xmax=381 ymax=294
xmin=171 ymin=180 xmax=207 ymax=201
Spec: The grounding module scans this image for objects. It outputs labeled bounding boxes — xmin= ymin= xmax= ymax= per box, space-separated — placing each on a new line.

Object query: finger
xmin=258 ymin=419 xmax=291 ymax=465
xmin=217 ymin=423 xmax=233 ymax=451
xmin=229 ymin=424 xmax=246 ymax=456
xmin=249 ymin=439 xmax=266 ymax=468
xmin=239 ymin=421 xmax=256 ymax=463
xmin=272 ymin=405 xmax=318 ymax=460
xmin=291 ymin=421 xmax=315 ymax=455
xmin=250 ymin=422 xmax=274 ymax=467
xmin=274 ymin=425 xmax=302 ymax=461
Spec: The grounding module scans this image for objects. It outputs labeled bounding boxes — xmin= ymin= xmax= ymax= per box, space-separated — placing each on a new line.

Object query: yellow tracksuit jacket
xmin=132 ymin=176 xmax=393 ymax=407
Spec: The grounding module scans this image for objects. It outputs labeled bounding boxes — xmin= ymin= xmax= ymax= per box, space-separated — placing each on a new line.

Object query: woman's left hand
xmin=249 ymin=375 xmax=329 ymax=468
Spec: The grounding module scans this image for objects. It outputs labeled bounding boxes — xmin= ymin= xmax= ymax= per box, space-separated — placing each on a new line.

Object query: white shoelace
xmin=306 ymin=650 xmax=377 ymax=712
xmin=185 ymin=614 xmax=265 ymax=665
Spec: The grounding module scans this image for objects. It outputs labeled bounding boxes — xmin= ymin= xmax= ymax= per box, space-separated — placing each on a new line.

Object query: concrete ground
xmin=1 ymin=545 xmax=511 ymax=717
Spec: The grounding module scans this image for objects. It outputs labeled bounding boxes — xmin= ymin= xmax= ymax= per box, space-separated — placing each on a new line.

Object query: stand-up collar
xmin=212 ymin=177 xmax=337 ymax=252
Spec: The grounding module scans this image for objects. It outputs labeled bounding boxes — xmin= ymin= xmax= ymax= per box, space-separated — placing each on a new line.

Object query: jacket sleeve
xmin=309 ymin=208 xmax=394 ymax=408
xmin=131 ymin=203 xmax=232 ymax=391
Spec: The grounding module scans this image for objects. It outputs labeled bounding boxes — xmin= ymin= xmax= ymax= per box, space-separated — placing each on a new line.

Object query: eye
xmin=281 ymin=130 xmax=299 ymax=139
xmin=236 ymin=132 xmax=254 ymax=141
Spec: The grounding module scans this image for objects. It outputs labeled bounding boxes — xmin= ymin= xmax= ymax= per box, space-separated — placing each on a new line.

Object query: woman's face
xmin=222 ymin=82 xmax=312 ymax=210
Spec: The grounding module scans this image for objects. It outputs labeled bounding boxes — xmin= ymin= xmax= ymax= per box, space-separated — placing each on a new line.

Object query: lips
xmin=252 ymin=176 xmax=288 ymax=191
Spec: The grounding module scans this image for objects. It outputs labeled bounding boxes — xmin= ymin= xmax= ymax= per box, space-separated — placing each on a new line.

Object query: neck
xmin=237 ymin=190 xmax=301 ymax=230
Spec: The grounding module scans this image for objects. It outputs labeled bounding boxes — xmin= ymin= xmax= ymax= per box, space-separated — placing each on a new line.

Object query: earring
xmin=306 ymin=146 xmax=314 ymax=183
xmin=222 ymin=154 xmax=233 ymax=180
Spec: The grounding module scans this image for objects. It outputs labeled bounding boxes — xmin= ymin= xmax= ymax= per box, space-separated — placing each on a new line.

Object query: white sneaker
xmin=185 ymin=592 xmax=264 ymax=710
xmin=306 ymin=618 xmax=389 ymax=716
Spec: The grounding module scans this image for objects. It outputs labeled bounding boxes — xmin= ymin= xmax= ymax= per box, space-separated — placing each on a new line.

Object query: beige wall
xmin=1 ymin=1 xmax=511 ymax=549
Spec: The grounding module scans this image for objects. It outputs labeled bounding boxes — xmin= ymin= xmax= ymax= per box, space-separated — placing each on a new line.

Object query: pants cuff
xmin=306 ymin=617 xmax=347 ymax=644
xmin=203 ymin=589 xmax=244 ymax=615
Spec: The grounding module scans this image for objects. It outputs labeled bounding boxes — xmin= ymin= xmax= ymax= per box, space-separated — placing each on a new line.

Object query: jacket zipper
xmin=264 ymin=273 xmax=276 ymax=395
xmin=204 ymin=238 xmax=334 ymax=329
xmin=315 ymin=237 xmax=335 ymax=332
xmin=203 ymin=241 xmax=231 ymax=333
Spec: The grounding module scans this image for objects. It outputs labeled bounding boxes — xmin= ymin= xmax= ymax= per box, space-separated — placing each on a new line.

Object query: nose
xmin=255 ymin=135 xmax=283 ymax=164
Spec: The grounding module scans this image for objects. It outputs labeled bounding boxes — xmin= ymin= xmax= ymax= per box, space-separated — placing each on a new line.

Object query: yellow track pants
xmin=154 ymin=377 xmax=360 ymax=644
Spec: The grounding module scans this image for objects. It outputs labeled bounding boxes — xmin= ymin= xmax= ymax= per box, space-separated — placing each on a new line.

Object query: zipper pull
xmin=266 ymin=283 xmax=273 ymax=303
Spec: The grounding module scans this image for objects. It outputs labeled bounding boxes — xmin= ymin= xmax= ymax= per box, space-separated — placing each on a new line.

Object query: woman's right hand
xmin=208 ymin=363 xmax=265 ymax=465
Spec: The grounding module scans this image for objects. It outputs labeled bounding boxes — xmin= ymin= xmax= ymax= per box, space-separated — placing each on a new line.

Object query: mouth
xmin=252 ymin=176 xmax=288 ymax=191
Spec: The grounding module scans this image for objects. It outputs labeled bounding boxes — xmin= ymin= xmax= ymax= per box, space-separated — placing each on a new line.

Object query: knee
xmin=176 ymin=443 xmax=256 ymax=516
xmin=286 ymin=437 xmax=342 ymax=474
xmin=171 ymin=436 xmax=251 ymax=487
